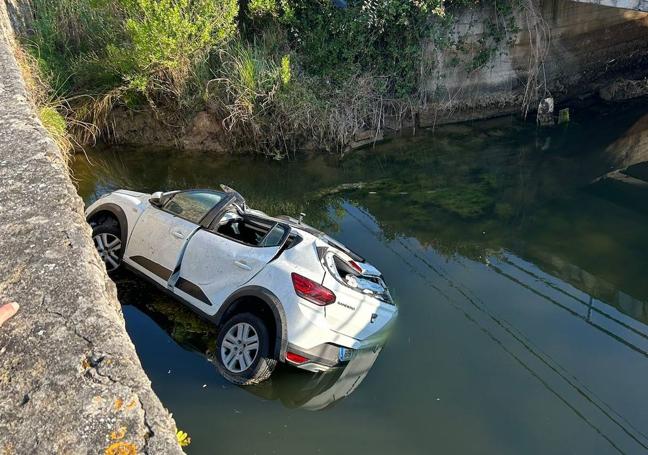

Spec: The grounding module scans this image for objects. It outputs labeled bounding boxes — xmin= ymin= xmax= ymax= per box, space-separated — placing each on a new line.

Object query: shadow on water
xmin=72 ymin=99 xmax=648 ymax=454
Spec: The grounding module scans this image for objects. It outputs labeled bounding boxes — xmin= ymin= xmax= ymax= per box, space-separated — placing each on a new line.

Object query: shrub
xmin=111 ymin=0 xmax=239 ymax=97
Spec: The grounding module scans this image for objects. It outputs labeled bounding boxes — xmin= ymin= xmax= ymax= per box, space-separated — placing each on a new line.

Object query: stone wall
xmin=0 ymin=2 xmax=183 ymax=453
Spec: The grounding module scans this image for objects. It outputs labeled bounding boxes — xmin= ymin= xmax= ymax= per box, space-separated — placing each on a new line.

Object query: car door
xmin=173 ymin=215 xmax=290 ymax=315
xmin=125 ymin=190 xmax=225 ymax=287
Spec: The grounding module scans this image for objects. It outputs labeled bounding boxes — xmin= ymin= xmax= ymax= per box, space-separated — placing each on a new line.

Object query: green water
xmin=72 ymin=102 xmax=648 ymax=454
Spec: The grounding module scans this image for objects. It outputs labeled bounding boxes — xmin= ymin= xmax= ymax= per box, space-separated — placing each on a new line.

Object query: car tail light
xmin=291 ymin=273 xmax=336 ymax=306
xmin=286 ymin=352 xmax=309 ymax=364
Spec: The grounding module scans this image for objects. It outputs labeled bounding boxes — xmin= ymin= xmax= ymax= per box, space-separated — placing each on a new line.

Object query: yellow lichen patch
xmin=110 ymin=426 xmax=127 ymax=440
xmin=104 ymin=441 xmax=136 ymax=455
xmin=114 ymin=398 xmax=123 ymax=411
xmin=126 ymin=399 xmax=137 ymax=410
xmin=176 ymin=430 xmax=191 ymax=447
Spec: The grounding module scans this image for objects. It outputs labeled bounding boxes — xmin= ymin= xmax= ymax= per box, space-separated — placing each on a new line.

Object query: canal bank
xmin=0 ymin=3 xmax=182 ymax=453
xmin=8 ymin=0 xmax=648 ymax=155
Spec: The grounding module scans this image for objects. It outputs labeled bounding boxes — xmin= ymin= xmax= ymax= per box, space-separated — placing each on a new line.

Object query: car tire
xmin=214 ymin=313 xmax=277 ymax=385
xmin=91 ymin=216 xmax=123 ymax=275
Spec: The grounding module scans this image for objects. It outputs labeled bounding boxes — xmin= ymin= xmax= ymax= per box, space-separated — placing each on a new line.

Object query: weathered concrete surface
xmin=600 ymin=78 xmax=648 ymax=101
xmin=571 ymin=0 xmax=648 ymax=12
xmin=420 ymin=0 xmax=648 ymax=126
xmin=602 ymin=111 xmax=648 ymax=168
xmin=0 ymin=3 xmax=183 ymax=454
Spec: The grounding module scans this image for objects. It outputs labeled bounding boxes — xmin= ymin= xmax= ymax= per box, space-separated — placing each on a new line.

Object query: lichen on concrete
xmin=0 ymin=4 xmax=182 ymax=454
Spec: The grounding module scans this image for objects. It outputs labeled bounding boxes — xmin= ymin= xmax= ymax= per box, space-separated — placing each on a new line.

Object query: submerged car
xmin=85 ymin=186 xmax=397 ymax=384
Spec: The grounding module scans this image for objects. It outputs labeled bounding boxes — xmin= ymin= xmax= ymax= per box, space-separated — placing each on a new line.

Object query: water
xmin=72 ymin=102 xmax=648 ymax=454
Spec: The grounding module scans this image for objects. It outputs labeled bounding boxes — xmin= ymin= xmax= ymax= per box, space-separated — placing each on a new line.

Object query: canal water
xmin=72 ymin=101 xmax=648 ymax=454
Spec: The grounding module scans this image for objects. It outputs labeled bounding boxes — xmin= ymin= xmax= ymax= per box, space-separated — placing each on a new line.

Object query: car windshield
xmin=164 ymin=191 xmax=223 ymax=223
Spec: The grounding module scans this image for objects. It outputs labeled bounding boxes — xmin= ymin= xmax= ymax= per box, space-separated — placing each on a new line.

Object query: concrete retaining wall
xmin=418 ymin=0 xmax=648 ymax=126
xmin=572 ymin=0 xmax=648 ymax=12
xmin=0 ymin=2 xmax=183 ymax=453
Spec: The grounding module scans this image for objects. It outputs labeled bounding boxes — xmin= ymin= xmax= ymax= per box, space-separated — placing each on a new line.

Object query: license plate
xmin=338 ymin=347 xmax=354 ymax=362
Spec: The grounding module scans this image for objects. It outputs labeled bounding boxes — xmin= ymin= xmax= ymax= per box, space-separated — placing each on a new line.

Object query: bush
xmin=284 ymin=0 xmax=444 ymax=96
xmin=110 ymin=0 xmax=238 ymax=100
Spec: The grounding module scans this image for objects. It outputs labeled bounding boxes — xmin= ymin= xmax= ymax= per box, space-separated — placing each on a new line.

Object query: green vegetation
xmin=14 ymin=45 xmax=75 ymax=163
xmin=24 ymin=0 xmax=525 ymax=156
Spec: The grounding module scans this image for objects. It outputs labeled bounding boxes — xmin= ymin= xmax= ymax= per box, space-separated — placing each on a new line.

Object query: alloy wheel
xmin=93 ymin=232 xmax=122 ymax=272
xmin=220 ymin=322 xmax=260 ymax=373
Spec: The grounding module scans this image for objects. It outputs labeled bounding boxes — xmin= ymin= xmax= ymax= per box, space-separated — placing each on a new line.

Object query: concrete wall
xmin=420 ymin=0 xmax=648 ymax=126
xmin=0 ymin=2 xmax=182 ymax=453
xmin=572 ymin=0 xmax=648 ymax=12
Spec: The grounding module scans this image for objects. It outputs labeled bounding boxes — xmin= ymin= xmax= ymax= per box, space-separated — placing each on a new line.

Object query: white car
xmin=85 ymin=186 xmax=397 ymax=384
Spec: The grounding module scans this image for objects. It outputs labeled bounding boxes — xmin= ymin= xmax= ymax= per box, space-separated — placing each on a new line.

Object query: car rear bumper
xmin=285 ymin=309 xmax=396 ymax=373
xmin=284 ymin=342 xmax=344 ymax=372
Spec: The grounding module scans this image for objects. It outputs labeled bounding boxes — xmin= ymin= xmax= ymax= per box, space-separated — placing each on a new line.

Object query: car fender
xmin=85 ymin=192 xmax=150 ymax=246
xmin=86 ymin=202 xmax=129 ymax=246
xmin=213 ymin=285 xmax=288 ymax=361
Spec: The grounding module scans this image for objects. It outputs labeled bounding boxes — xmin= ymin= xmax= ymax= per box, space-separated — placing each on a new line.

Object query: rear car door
xmin=125 ymin=190 xmax=224 ymax=287
xmin=173 ymin=213 xmax=290 ymax=314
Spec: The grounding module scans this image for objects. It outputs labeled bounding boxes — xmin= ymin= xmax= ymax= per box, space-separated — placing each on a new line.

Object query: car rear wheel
xmin=92 ymin=217 xmax=123 ymax=274
xmin=214 ymin=313 xmax=276 ymax=385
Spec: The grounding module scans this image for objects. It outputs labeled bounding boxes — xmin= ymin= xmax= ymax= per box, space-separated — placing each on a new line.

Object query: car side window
xmin=163 ymin=191 xmax=222 ymax=224
xmin=211 ymin=210 xmax=288 ymax=248
xmin=259 ymin=223 xmax=286 ymax=247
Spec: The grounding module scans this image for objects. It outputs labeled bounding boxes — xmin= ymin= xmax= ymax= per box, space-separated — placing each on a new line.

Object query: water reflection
xmin=246 ymin=348 xmax=382 ymax=411
xmin=115 ymin=273 xmax=383 ymax=411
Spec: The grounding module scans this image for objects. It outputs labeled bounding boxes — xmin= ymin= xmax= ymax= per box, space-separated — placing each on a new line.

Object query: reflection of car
xmin=246 ymin=347 xmax=383 ymax=411
xmin=86 ymin=186 xmax=397 ymax=384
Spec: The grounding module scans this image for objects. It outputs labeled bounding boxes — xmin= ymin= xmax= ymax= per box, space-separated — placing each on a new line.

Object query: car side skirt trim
xmin=129 ymin=255 xmax=172 ymax=281
xmin=123 ymin=263 xmax=214 ymax=324
xmin=176 ymin=277 xmax=212 ymax=306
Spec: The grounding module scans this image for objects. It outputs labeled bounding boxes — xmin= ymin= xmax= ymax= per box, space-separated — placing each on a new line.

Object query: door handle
xmin=234 ymin=260 xmax=252 ymax=271
xmin=171 ymin=230 xmax=185 ymax=239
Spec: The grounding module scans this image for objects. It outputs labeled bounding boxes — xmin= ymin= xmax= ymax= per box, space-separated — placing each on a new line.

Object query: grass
xmin=13 ymin=45 xmax=75 ymax=164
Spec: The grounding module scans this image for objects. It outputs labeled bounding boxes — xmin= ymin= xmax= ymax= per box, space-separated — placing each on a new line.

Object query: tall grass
xmin=13 ymin=45 xmax=77 ymax=164
xmin=212 ymin=50 xmax=403 ymax=156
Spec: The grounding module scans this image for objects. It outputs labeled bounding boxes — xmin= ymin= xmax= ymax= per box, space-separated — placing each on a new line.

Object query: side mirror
xmin=149 ymin=191 xmax=164 ymax=207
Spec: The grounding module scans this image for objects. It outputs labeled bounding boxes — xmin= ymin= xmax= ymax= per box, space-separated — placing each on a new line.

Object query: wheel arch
xmin=86 ymin=203 xmax=129 ymax=246
xmin=214 ymin=286 xmax=288 ymax=362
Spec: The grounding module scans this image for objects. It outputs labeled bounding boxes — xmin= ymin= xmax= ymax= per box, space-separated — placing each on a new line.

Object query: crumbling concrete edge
xmin=0 ymin=2 xmax=183 ymax=454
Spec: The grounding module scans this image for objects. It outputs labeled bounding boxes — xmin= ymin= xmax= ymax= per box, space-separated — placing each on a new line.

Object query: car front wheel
xmin=214 ymin=313 xmax=276 ymax=385
xmin=91 ymin=217 xmax=123 ymax=274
